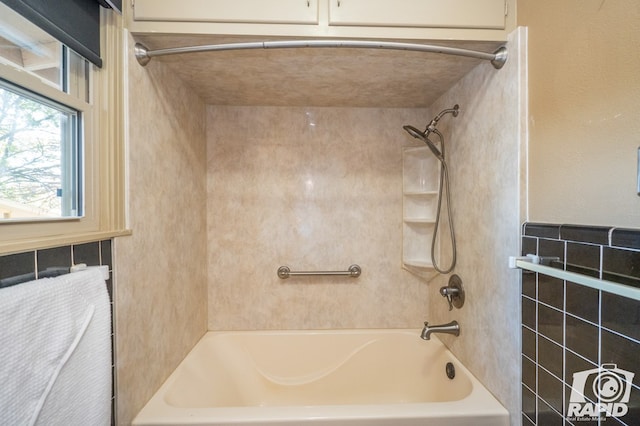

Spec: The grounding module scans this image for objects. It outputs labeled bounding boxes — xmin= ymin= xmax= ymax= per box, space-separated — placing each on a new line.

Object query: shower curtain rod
xmin=134 ymin=40 xmax=508 ymax=69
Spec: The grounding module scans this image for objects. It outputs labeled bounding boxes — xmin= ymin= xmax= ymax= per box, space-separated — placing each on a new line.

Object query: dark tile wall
xmin=521 ymin=223 xmax=640 ymax=426
xmin=0 ymin=240 xmax=116 ymax=425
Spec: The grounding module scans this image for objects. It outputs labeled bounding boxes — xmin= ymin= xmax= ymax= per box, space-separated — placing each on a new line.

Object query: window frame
xmin=0 ymin=8 xmax=128 ymax=254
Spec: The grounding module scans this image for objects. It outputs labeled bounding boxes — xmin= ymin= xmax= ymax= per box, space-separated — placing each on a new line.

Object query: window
xmin=0 ymin=3 xmax=92 ymax=221
xmin=0 ymin=81 xmax=81 ymax=219
xmin=0 ymin=2 xmax=126 ymax=253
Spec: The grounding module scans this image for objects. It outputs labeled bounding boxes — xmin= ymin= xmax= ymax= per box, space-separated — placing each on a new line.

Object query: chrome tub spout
xmin=420 ymin=320 xmax=460 ymax=340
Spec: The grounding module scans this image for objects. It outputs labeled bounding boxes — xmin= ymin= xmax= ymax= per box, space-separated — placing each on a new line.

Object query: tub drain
xmin=445 ymin=362 xmax=456 ymax=379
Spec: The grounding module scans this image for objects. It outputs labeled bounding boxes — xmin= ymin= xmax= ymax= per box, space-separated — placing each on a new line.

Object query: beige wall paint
xmin=114 ymin=35 xmax=208 ymax=425
xmin=206 ymin=106 xmax=431 ymax=330
xmin=519 ymin=0 xmax=640 ymax=227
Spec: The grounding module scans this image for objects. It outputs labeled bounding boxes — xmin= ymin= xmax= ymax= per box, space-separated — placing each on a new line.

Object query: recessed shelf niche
xmin=402 ymin=146 xmax=440 ymax=276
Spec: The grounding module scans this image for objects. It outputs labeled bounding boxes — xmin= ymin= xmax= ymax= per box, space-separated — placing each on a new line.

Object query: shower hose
xmin=430 ymin=129 xmax=457 ymax=274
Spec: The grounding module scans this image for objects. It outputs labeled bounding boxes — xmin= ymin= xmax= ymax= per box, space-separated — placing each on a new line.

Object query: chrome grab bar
xmin=277 ymin=264 xmax=361 ymax=279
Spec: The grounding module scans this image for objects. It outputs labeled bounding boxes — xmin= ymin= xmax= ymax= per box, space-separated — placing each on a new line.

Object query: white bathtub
xmin=133 ymin=329 xmax=509 ymax=426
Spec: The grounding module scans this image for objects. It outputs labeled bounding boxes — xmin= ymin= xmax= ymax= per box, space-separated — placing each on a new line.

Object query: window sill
xmin=0 ymin=229 xmax=132 ymax=255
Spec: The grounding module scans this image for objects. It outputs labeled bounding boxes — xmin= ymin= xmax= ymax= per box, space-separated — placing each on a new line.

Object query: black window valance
xmin=97 ymin=0 xmax=121 ymax=13
xmin=0 ymin=0 xmax=121 ymax=68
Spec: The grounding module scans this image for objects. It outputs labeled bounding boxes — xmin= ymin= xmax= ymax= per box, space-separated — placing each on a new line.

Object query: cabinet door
xmin=329 ymin=0 xmax=505 ymax=29
xmin=134 ymin=0 xmax=319 ymax=25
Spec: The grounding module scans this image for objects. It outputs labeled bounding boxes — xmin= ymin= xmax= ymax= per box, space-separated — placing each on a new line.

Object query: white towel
xmin=0 ymin=269 xmax=112 ymax=426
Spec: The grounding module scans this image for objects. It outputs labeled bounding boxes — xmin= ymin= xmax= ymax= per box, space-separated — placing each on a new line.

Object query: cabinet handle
xmin=307 ymin=0 xmax=310 ymax=6
xmin=337 ymin=0 xmax=341 ymax=6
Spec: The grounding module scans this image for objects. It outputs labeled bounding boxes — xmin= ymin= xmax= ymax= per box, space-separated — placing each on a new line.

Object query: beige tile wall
xmin=114 ymin=35 xmax=208 ymax=425
xmin=206 ymin=106 xmax=432 ymax=330
xmin=426 ymin=28 xmax=526 ymax=426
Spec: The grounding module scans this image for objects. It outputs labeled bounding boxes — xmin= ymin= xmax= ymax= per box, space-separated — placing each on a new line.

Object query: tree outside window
xmin=0 ymin=83 xmax=80 ymax=219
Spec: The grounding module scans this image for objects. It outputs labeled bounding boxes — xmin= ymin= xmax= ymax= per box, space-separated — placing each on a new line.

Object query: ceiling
xmin=133 ymin=34 xmax=504 ymax=108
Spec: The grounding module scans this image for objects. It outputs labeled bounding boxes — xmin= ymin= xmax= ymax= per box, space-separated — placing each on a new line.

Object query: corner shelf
xmin=402 ymin=146 xmax=440 ymax=273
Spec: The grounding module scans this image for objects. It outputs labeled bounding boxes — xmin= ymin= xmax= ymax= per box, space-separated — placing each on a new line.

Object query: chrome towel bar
xmin=509 ymin=254 xmax=640 ymax=302
xmin=277 ymin=264 xmax=362 ymax=279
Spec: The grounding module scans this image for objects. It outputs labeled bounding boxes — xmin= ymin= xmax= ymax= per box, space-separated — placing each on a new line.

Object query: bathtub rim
xmin=133 ymin=328 xmax=509 ymax=426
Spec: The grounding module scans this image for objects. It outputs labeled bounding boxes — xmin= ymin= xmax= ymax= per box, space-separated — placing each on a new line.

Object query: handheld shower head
xmin=402 ymin=124 xmax=425 ymax=140
xmin=402 ymin=125 xmax=444 ymax=161
xmin=403 ymin=104 xmax=460 ymax=162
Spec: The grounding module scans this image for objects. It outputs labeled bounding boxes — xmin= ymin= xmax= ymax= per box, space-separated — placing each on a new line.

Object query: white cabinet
xmin=402 ymin=146 xmax=439 ymax=271
xmin=329 ymin=0 xmax=506 ymax=30
xmin=133 ymin=0 xmax=319 ymax=25
xmin=128 ymin=0 xmax=512 ymax=40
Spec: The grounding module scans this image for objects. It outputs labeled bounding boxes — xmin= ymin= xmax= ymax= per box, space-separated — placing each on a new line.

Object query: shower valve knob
xmin=440 ymin=287 xmax=458 ymax=311
xmin=439 ymin=275 xmax=465 ymax=311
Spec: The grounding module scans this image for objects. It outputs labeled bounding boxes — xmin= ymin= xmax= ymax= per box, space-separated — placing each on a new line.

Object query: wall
xmin=521 ymin=223 xmax=640 ymax=425
xmin=206 ymin=106 xmax=430 ymax=330
xmin=516 ymin=1 xmax=640 ymax=424
xmin=113 ymin=35 xmax=208 ymax=424
xmin=518 ymin=0 xmax=640 ymax=228
xmin=426 ymin=28 xmax=527 ymax=425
